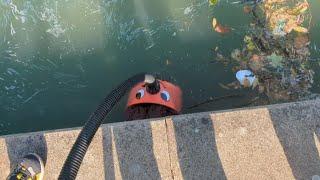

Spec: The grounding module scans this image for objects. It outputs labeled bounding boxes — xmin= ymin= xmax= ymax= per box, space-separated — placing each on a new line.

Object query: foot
xmin=7 ymin=153 xmax=44 ymax=180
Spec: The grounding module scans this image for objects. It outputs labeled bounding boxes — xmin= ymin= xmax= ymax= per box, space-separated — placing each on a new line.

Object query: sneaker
xmin=7 ymin=153 xmax=44 ymax=180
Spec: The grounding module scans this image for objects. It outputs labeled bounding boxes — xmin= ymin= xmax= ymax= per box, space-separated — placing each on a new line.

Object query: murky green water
xmin=1 ymin=0 xmax=320 ymax=135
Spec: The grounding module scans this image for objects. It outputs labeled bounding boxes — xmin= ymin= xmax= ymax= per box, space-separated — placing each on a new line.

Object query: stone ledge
xmin=1 ymin=100 xmax=320 ymax=179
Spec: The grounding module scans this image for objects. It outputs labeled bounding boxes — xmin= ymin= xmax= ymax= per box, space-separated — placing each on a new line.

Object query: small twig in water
xmin=232 ymin=97 xmax=260 ymax=108
xmin=23 ymin=89 xmax=45 ymax=104
xmin=187 ymin=94 xmax=245 ymax=109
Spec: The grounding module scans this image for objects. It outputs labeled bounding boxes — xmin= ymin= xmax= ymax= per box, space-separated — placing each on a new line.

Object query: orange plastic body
xmin=126 ymin=80 xmax=182 ymax=113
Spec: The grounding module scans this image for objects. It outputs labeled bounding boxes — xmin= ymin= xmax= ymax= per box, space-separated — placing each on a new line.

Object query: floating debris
xmin=219 ymin=83 xmax=231 ymax=90
xmin=267 ymin=53 xmax=284 ymax=68
xmin=166 ymin=59 xmax=171 ymax=65
xmin=244 ymin=35 xmax=256 ymax=51
xmin=46 ymin=23 xmax=65 ymax=38
xmin=216 ymin=0 xmax=314 ymax=103
xmin=264 ymin=0 xmax=310 ymax=37
xmin=184 ymin=6 xmax=193 ymax=15
xmin=23 ymin=90 xmax=42 ymax=104
xmin=231 ymin=49 xmax=242 ymax=61
xmin=7 ymin=68 xmax=19 ymax=75
xmin=212 ymin=18 xmax=231 ymax=34
xmin=249 ymin=54 xmax=265 ymax=72
xmin=5 ymin=85 xmax=16 ymax=90
xmin=293 ymin=26 xmax=308 ymax=33
xmin=294 ymin=35 xmax=310 ymax=49
xmin=209 ymin=0 xmax=219 ymax=6
xmin=236 ymin=70 xmax=256 ymax=88
xmin=243 ymin=5 xmax=252 ymax=13
xmin=10 ymin=22 xmax=16 ymax=36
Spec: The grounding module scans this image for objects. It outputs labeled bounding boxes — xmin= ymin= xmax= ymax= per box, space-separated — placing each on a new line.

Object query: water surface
xmin=1 ymin=0 xmax=320 ymax=135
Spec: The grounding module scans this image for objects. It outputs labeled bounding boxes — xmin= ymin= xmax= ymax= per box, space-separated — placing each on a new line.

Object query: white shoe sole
xmin=29 ymin=153 xmax=45 ymax=180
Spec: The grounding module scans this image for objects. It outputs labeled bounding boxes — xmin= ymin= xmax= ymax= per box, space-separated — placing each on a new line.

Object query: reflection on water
xmin=0 ymin=0 xmax=319 ymax=135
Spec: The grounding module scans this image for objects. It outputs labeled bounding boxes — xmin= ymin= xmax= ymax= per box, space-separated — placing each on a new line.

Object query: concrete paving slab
xmin=267 ymin=101 xmax=320 ymax=179
xmin=212 ymin=108 xmax=295 ymax=179
xmin=44 ymin=128 xmax=105 ymax=180
xmin=0 ymin=128 xmax=105 ymax=180
xmin=166 ymin=100 xmax=320 ymax=180
xmin=166 ymin=113 xmax=227 ymax=180
xmin=102 ymin=119 xmax=172 ymax=180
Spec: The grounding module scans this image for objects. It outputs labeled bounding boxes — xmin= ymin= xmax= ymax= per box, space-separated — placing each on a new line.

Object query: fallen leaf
xmin=216 ymin=25 xmax=231 ymax=33
xmin=244 ymin=35 xmax=255 ymax=51
xmin=251 ymin=54 xmax=261 ymax=61
xmin=258 ymin=85 xmax=265 ymax=93
xmin=231 ymin=49 xmax=242 ymax=61
xmin=243 ymin=5 xmax=252 ymax=14
xmin=287 ymin=2 xmax=309 ymax=15
xmin=294 ymin=35 xmax=309 ymax=49
xmin=243 ymin=78 xmax=251 ymax=88
xmin=209 ymin=0 xmax=218 ymax=6
xmin=249 ymin=54 xmax=265 ymax=71
xmin=212 ymin=17 xmax=231 ymax=34
xmin=293 ymin=26 xmax=308 ymax=33
xmin=252 ymin=78 xmax=259 ymax=89
xmin=212 ymin=18 xmax=217 ymax=28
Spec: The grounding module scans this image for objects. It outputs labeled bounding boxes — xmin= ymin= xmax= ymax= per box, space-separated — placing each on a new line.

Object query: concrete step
xmin=1 ymin=100 xmax=320 ymax=179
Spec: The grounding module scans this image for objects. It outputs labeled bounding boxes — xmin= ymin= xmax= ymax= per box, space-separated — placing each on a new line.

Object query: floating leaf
xmin=258 ymin=85 xmax=265 ymax=94
xmin=209 ymin=0 xmax=218 ymax=6
xmin=299 ymin=6 xmax=308 ymax=13
xmin=243 ymin=35 xmax=251 ymax=43
xmin=247 ymin=42 xmax=255 ymax=51
xmin=287 ymin=2 xmax=309 ymax=15
xmin=212 ymin=18 xmax=231 ymax=34
xmin=252 ymin=78 xmax=259 ymax=89
xmin=249 ymin=54 xmax=264 ymax=71
xmin=231 ymin=49 xmax=242 ymax=61
xmin=216 ymin=26 xmax=230 ymax=33
xmin=294 ymin=35 xmax=310 ymax=49
xmin=293 ymin=26 xmax=308 ymax=33
xmin=244 ymin=35 xmax=255 ymax=51
xmin=243 ymin=5 xmax=252 ymax=14
xmin=243 ymin=78 xmax=251 ymax=88
xmin=212 ymin=18 xmax=217 ymax=28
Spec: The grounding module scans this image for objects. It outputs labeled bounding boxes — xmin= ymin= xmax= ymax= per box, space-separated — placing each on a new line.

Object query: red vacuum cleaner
xmin=126 ymin=74 xmax=182 ymax=120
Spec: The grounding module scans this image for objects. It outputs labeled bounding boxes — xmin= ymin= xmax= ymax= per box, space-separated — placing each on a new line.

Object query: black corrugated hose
xmin=58 ymin=73 xmax=147 ymax=180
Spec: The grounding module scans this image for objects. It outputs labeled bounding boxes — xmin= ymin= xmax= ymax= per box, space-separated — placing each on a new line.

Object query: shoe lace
xmin=10 ymin=165 xmax=33 ymax=180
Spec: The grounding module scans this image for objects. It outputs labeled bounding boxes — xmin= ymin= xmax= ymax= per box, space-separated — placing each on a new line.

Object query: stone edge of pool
xmin=1 ymin=99 xmax=320 ymax=179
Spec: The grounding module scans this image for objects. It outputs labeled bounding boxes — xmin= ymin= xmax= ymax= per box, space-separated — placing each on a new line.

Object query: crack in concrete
xmin=164 ymin=118 xmax=175 ymax=180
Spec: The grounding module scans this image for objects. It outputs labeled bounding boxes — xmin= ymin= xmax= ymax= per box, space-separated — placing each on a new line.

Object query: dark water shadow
xmin=171 ymin=114 xmax=226 ymax=179
xmin=5 ymin=133 xmax=48 ymax=170
xmin=102 ymin=122 xmax=161 ymax=180
xmin=269 ymin=103 xmax=320 ymax=179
